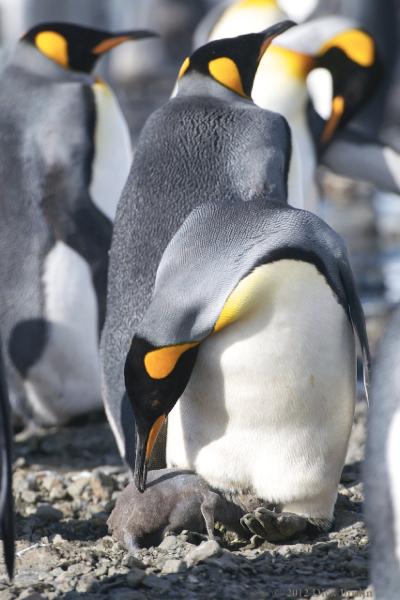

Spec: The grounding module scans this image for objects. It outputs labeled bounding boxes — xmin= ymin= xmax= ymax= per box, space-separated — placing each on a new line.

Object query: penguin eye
xmin=178 ymin=57 xmax=191 ymax=79
xmin=208 ymin=57 xmax=246 ymax=97
xmin=320 ymin=29 xmax=375 ymax=68
xmin=35 ymin=31 xmax=69 ymax=68
xmin=144 ymin=342 xmax=198 ymax=379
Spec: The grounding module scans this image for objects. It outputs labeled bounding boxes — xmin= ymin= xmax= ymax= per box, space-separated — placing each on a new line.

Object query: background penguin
xmin=197 ymin=1 xmax=400 ymax=213
xmin=126 ymin=198 xmax=369 ymax=540
xmin=365 ymin=307 xmax=400 ymax=599
xmin=0 ymin=23 xmax=155 ymax=427
xmin=0 ymin=343 xmax=14 ymax=580
xmin=101 ymin=21 xmax=299 ymax=467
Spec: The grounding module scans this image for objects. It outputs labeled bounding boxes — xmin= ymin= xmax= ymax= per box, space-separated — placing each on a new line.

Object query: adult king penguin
xmin=197 ymin=4 xmax=382 ymax=212
xmin=0 ymin=23 xmax=155 ymax=426
xmin=128 ymin=198 xmax=369 ymax=540
xmin=101 ymin=21 xmax=299 ymax=467
xmin=365 ymin=307 xmax=400 ymax=599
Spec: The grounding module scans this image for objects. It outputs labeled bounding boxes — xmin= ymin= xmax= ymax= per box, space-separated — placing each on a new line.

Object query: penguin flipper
xmin=42 ymin=194 xmax=112 ymax=332
xmin=337 ymin=249 xmax=371 ymax=396
xmin=321 ymin=129 xmax=400 ymax=197
xmin=0 ymin=347 xmax=15 ymax=580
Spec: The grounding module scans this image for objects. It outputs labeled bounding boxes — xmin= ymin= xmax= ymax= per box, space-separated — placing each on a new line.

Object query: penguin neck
xmin=9 ymin=42 xmax=94 ymax=84
xmin=176 ymin=72 xmax=253 ymax=107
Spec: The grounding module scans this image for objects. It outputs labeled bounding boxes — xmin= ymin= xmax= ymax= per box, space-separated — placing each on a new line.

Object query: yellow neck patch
xmin=268 ymin=45 xmax=315 ymax=80
xmin=178 ymin=57 xmax=190 ymax=79
xmin=237 ymin=0 xmax=277 ymax=8
xmin=214 ymin=266 xmax=267 ymax=333
xmin=35 ymin=31 xmax=68 ymax=68
xmin=208 ymin=57 xmax=246 ymax=97
xmin=144 ymin=342 xmax=198 ymax=380
xmin=320 ymin=29 xmax=375 ymax=67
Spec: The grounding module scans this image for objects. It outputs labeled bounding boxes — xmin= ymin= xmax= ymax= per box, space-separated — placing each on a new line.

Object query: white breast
xmin=24 ymin=241 xmax=101 ymax=425
xmin=209 ymin=4 xmax=286 ymax=41
xmin=90 ymin=81 xmax=132 ymax=221
xmin=167 ymin=260 xmax=356 ymax=521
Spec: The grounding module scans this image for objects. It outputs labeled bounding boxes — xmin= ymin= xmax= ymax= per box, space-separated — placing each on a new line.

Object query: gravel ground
xmin=0 ymin=396 xmax=374 ymax=600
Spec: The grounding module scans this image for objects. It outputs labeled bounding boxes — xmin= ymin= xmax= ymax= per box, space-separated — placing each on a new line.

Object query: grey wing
xmin=0 ymin=343 xmax=14 ymax=580
xmin=336 ymin=249 xmax=370 ymax=396
xmin=321 ymin=129 xmax=400 ymax=196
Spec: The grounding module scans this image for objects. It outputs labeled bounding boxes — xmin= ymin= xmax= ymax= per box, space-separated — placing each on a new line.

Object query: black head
xmin=311 ymin=28 xmax=380 ymax=148
xmin=22 ymin=22 xmax=158 ymax=73
xmin=177 ymin=19 xmax=296 ymax=98
xmin=125 ymin=336 xmax=199 ymax=493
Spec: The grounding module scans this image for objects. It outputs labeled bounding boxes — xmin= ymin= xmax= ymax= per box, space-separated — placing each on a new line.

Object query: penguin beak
xmin=92 ymin=30 xmax=159 ymax=55
xmin=258 ymin=20 xmax=297 ymax=60
xmin=134 ymin=414 xmax=166 ymax=493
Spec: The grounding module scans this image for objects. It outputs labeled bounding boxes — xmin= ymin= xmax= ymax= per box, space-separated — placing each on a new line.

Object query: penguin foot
xmin=240 ymin=507 xmax=309 ymax=543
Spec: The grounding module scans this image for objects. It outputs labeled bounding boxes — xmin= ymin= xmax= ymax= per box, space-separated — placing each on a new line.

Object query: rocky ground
xmin=0 ymin=396 xmax=374 ymax=600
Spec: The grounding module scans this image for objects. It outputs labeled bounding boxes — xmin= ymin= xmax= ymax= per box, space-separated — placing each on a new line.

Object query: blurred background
xmin=0 ymin=0 xmax=399 ymax=348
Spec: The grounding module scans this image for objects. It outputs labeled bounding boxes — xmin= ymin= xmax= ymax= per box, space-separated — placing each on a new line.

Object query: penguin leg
xmin=200 ymin=491 xmax=219 ymax=540
xmin=240 ymin=507 xmax=320 ymax=542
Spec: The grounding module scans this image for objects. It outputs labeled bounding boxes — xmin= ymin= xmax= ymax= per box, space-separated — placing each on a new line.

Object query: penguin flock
xmin=0 ymin=1 xmax=399 ymax=594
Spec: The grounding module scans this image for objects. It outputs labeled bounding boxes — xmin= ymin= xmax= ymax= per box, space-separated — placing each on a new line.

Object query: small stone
xmin=161 ymin=559 xmax=186 ymax=574
xmin=90 ymin=471 xmax=115 ymax=500
xmin=18 ymin=592 xmax=46 ymax=600
xmin=67 ymin=477 xmax=89 ymax=498
xmin=21 ymin=490 xmax=37 ymax=503
xmin=52 ymin=534 xmax=65 ymax=545
xmin=185 ymin=540 xmax=222 ymax=567
xmin=35 ymin=504 xmax=63 ymax=523
xmin=121 ymin=555 xmax=146 ymax=570
xmin=207 ymin=552 xmax=238 ymax=572
xmin=126 ymin=567 xmax=146 ymax=588
xmin=158 ymin=535 xmax=178 ymax=550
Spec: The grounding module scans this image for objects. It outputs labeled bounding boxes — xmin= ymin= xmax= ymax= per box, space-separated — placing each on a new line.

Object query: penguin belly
xmin=90 ymin=81 xmax=132 ymax=221
xmin=23 ymin=241 xmax=101 ymax=425
xmin=167 ymin=260 xmax=356 ymax=521
xmin=209 ymin=5 xmax=285 ymax=42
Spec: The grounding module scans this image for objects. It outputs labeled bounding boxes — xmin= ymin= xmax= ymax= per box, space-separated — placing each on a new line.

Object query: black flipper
xmin=0 ymin=345 xmax=15 ymax=580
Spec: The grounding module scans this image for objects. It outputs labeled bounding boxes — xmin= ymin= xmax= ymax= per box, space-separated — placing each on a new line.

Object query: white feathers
xmin=387 ymin=410 xmax=400 ymax=564
xmin=24 ymin=241 xmax=101 ymax=425
xmin=307 ymin=68 xmax=333 ymax=120
xmin=90 ymin=81 xmax=132 ymax=221
xmin=167 ymin=260 xmax=356 ymax=521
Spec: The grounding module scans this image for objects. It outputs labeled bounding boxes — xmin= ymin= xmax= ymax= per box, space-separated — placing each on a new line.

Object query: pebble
xmin=126 ymin=567 xmax=146 ymax=588
xmin=67 ymin=477 xmax=89 ymax=498
xmin=90 ymin=470 xmax=115 ymax=500
xmin=185 ymin=540 xmax=222 ymax=567
xmin=159 ymin=535 xmax=179 ymax=551
xmin=161 ymin=559 xmax=186 ymax=574
xmin=35 ymin=504 xmax=63 ymax=523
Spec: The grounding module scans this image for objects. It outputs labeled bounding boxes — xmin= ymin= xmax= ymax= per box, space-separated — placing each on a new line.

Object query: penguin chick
xmin=0 ymin=23 xmax=156 ymax=427
xmin=0 ymin=343 xmax=14 ymax=580
xmin=107 ymin=468 xmax=263 ymax=549
xmin=101 ymin=20 xmax=297 ymax=468
xmin=126 ymin=198 xmax=369 ymax=541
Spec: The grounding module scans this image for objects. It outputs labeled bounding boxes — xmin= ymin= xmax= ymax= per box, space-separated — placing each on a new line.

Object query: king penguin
xmin=101 ymin=21 xmax=300 ymax=467
xmin=365 ymin=306 xmax=400 ymax=599
xmin=127 ymin=198 xmax=369 ymax=540
xmin=196 ymin=4 xmax=382 ymax=212
xmin=0 ymin=23 xmax=156 ymax=427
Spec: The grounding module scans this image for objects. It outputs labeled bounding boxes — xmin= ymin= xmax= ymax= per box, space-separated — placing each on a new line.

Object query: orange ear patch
xmin=209 ymin=57 xmax=246 ymax=97
xmin=321 ymin=95 xmax=345 ymax=144
xmin=320 ymin=29 xmax=375 ymax=67
xmin=144 ymin=342 xmax=199 ymax=379
xmin=178 ymin=57 xmax=191 ymax=79
xmin=92 ymin=36 xmax=131 ymax=55
xmin=35 ymin=31 xmax=68 ymax=68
